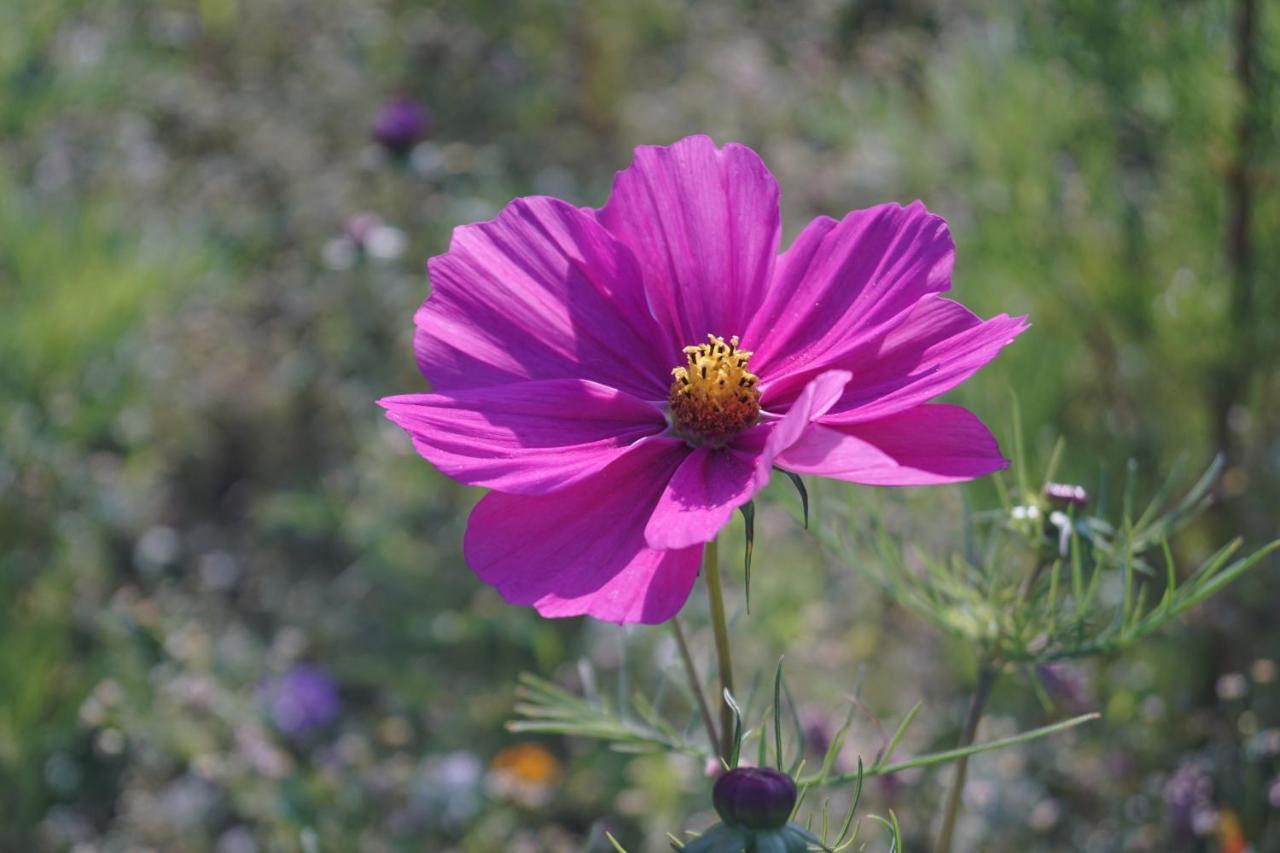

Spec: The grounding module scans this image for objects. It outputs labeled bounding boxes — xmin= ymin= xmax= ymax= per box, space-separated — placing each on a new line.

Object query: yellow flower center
xmin=668 ymin=334 xmax=761 ymax=444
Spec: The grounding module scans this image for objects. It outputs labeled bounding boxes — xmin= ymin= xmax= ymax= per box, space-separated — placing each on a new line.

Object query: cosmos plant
xmin=380 ymin=137 xmax=1276 ymax=849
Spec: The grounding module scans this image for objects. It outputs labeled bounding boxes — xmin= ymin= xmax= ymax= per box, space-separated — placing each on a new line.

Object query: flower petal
xmin=463 ymin=438 xmax=702 ymax=624
xmin=776 ymin=404 xmax=1007 ymax=486
xmin=416 ymin=195 xmax=669 ymax=398
xmin=747 ymin=203 xmax=955 ymax=405
xmin=644 ymin=370 xmax=852 ymax=550
xmin=379 ymin=379 xmax=666 ymax=495
xmin=644 ymin=444 xmax=764 ymax=550
xmin=820 ymin=297 xmax=1029 ymax=424
xmin=597 ymin=135 xmax=781 ymax=353
xmin=761 ymin=369 xmax=853 ymax=460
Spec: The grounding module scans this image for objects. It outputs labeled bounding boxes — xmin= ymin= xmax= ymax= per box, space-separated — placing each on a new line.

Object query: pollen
xmin=668 ymin=334 xmax=761 ymax=444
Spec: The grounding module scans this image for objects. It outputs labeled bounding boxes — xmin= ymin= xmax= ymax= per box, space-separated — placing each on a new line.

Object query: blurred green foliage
xmin=2 ymin=0 xmax=1278 ymax=850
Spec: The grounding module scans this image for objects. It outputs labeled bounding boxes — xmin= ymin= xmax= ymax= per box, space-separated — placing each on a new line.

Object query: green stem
xmin=703 ymin=537 xmax=736 ymax=760
xmin=671 ymin=616 xmax=720 ymax=756
xmin=935 ymin=662 xmax=997 ymax=853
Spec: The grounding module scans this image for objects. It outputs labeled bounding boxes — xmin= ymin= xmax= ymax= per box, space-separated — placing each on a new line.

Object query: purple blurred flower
xmin=1037 ymin=662 xmax=1094 ymax=711
xmin=800 ymin=707 xmax=833 ymax=761
xmin=1164 ymin=761 xmax=1213 ymax=835
xmin=372 ymin=95 xmax=431 ymax=156
xmin=877 ymin=771 xmax=904 ymax=801
xmin=263 ymin=664 xmax=340 ymax=737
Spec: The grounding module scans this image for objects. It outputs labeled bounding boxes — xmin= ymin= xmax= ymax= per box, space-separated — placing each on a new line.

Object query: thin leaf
xmin=873 ymin=701 xmax=921 ymax=771
xmin=724 ymin=689 xmax=744 ymax=768
xmin=784 ymin=470 xmax=810 ymax=529
xmin=740 ymin=501 xmax=755 ymax=612
xmin=773 ymin=658 xmax=785 ymax=770
xmin=833 ymin=759 xmax=864 ymax=847
xmin=809 ymin=713 xmax=1101 ymax=786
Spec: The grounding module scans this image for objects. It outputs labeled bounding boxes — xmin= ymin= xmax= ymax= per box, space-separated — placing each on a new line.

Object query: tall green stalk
xmin=702 ymin=537 xmax=736 ymax=760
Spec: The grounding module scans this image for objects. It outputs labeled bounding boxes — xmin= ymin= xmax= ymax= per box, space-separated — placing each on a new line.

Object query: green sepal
xmin=676 ymin=822 xmax=825 ymax=853
xmin=781 ymin=471 xmax=809 ymax=529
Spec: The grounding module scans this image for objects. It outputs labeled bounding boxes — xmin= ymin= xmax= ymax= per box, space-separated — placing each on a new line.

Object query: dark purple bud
xmin=372 ymin=95 xmax=431 ymax=155
xmin=1044 ymin=482 xmax=1089 ymax=508
xmin=712 ymin=767 xmax=797 ymax=830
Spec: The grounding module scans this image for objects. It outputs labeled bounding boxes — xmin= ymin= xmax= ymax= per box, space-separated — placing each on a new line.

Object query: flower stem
xmin=702 ymin=536 xmax=736 ymax=760
xmin=671 ymin=615 xmax=720 ymax=756
xmin=935 ymin=661 xmax=998 ymax=853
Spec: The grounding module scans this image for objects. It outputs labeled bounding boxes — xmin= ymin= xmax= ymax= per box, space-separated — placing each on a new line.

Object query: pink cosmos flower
xmin=380 ymin=135 xmax=1028 ymax=625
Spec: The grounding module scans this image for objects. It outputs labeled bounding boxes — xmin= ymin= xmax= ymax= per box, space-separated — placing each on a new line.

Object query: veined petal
xmin=464 ymin=439 xmax=701 ymax=624
xmin=776 ymin=404 xmax=1007 ymax=486
xmin=748 ymin=203 xmax=955 ymax=405
xmin=644 ymin=443 xmax=764 ymax=551
xmin=644 ymin=370 xmax=852 ymax=550
xmin=761 ymin=369 xmax=852 ymax=460
xmin=820 ymin=298 xmax=1029 ymax=424
xmin=597 ymin=135 xmax=781 ymax=354
xmin=379 ymin=379 xmax=666 ymax=495
xmin=416 ymin=195 xmax=669 ymax=398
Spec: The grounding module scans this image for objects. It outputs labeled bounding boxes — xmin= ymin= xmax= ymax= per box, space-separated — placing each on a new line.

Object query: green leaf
xmin=872 ymin=701 xmax=921 ymax=771
xmin=740 ymin=501 xmax=756 ymax=612
xmin=807 ymin=712 xmax=1100 ymax=786
xmin=773 ymin=658 xmax=784 ymax=770
xmin=783 ymin=471 xmax=809 ymax=529
xmin=724 ymin=688 xmax=744 ymax=768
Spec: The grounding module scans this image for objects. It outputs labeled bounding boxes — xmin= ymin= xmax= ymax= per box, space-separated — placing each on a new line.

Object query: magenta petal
xmin=761 ymin=369 xmax=853 ymax=460
xmin=379 ymin=380 xmax=666 ymax=495
xmin=416 ymin=196 xmax=669 ymax=397
xmin=776 ymin=404 xmax=1008 ymax=486
xmin=598 ymin=135 xmax=781 ymax=353
xmin=821 ymin=298 xmax=1030 ymax=424
xmin=643 ymin=369 xmax=852 ymax=550
xmin=644 ymin=445 xmax=765 ymax=550
xmin=747 ymin=203 xmax=955 ymax=404
xmin=463 ymin=439 xmax=701 ymax=624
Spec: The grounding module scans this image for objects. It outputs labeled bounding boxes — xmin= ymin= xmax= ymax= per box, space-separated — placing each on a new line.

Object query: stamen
xmin=668 ymin=334 xmax=761 ymax=445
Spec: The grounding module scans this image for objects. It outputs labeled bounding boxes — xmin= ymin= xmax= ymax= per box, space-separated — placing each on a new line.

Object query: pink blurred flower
xmin=381 ymin=135 xmax=1027 ymax=624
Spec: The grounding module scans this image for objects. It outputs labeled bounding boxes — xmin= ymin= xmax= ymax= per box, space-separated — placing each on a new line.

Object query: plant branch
xmin=935 ymin=661 xmax=998 ymax=853
xmin=670 ymin=616 xmax=719 ymax=756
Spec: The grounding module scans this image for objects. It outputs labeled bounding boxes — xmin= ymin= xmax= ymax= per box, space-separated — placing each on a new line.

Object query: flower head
xmin=263 ymin=664 xmax=340 ymax=737
xmin=372 ymin=95 xmax=431 ymax=155
xmin=683 ymin=768 xmax=819 ymax=852
xmin=381 ymin=135 xmax=1028 ymax=624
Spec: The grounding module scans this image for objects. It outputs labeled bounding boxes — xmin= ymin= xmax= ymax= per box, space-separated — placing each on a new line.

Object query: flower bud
xmin=712 ymin=767 xmax=796 ymax=830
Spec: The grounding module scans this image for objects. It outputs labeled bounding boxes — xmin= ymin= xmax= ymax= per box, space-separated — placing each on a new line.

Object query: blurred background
xmin=2 ymin=0 xmax=1278 ymax=850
